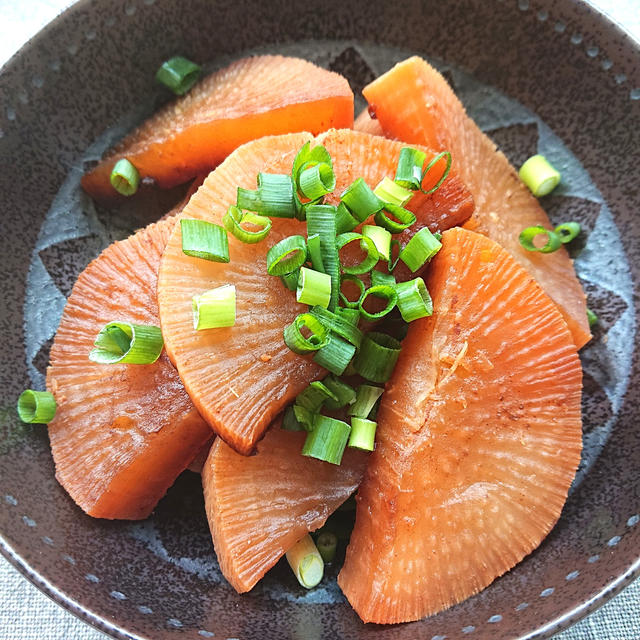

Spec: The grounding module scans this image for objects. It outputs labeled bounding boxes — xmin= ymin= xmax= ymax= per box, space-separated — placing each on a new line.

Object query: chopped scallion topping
xmin=362 ymin=225 xmax=391 ymax=262
xmin=348 ymin=384 xmax=384 ymax=419
xmin=358 ymin=284 xmax=398 ymax=321
xmin=299 ymin=161 xmax=336 ymax=201
xmin=306 ymin=205 xmax=340 ymax=311
xmin=110 ymin=158 xmax=140 ymax=196
xmin=180 ymin=219 xmax=230 ymax=262
xmin=399 ymin=227 xmax=442 ymax=271
xmin=322 ymin=375 xmax=357 ymax=410
xmin=283 ymin=313 xmax=329 ymax=354
xmin=353 ymin=331 xmax=402 ymax=383
xmin=192 ymin=285 xmax=236 ymax=330
xmin=519 ymin=154 xmax=561 ymax=197
xmin=17 ymin=390 xmax=57 ymax=424
xmin=302 ymin=415 xmax=351 ymax=465
xmin=285 ymin=534 xmax=324 ymax=588
xmin=266 ymin=235 xmax=307 ymax=276
xmin=155 ymin=56 xmax=201 ymax=95
xmin=374 ymin=176 xmax=413 ymax=207
xmin=315 ymin=531 xmax=338 ymax=563
xmin=421 ymin=151 xmax=452 ymax=195
xmin=348 ymin=417 xmax=377 ymax=451
xmin=339 ymin=274 xmax=366 ymax=309
xmin=222 ymin=205 xmax=271 ymax=244
xmin=309 ymin=306 xmax=363 ymax=348
xmin=395 ymin=147 xmax=427 ymax=190
xmin=297 ymin=267 xmax=331 ymax=309
xmin=89 ymin=321 xmax=164 ymax=364
xmin=313 ymin=333 xmax=357 ymax=376
xmin=335 ymin=202 xmax=359 ymax=235
xmin=587 ymin=308 xmax=598 ymax=327
xmin=282 ymin=405 xmax=305 ymax=431
xmin=293 ymin=404 xmax=316 ymax=431
xmin=395 ymin=277 xmax=433 ymax=322
xmin=518 ymin=226 xmax=562 ymax=253
xmin=296 ymin=381 xmax=338 ymax=414
xmin=337 ymin=232 xmax=378 ymax=275
xmin=555 ymin=221 xmax=581 ymax=243
xmin=280 ymin=269 xmax=300 ymax=291
xmin=374 ymin=203 xmax=417 ymax=234
xmin=340 ymin=178 xmax=384 ymax=222
xmin=237 ymin=173 xmax=297 ymax=218
xmin=371 ymin=270 xmax=396 ymax=288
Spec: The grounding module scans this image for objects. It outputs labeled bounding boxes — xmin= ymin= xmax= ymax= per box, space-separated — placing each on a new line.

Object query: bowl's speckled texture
xmin=1 ymin=1 xmax=639 ymax=639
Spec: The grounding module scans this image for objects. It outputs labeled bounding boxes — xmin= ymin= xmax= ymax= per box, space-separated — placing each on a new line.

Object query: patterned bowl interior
xmin=1 ymin=0 xmax=639 ymax=639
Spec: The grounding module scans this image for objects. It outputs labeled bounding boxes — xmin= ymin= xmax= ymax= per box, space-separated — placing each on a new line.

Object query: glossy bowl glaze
xmin=1 ymin=1 xmax=639 ymax=638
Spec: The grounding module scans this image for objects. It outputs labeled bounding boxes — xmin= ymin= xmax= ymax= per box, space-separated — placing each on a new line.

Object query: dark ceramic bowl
xmin=1 ymin=0 xmax=639 ymax=638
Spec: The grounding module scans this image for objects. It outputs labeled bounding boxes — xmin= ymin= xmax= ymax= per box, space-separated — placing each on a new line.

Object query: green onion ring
xmin=518 ymin=226 xmax=563 ymax=253
xmin=89 ymin=321 xmax=164 ymax=364
xmin=339 ymin=274 xmax=366 ymax=309
xmin=222 ymin=205 xmax=271 ymax=244
xmin=353 ymin=331 xmax=402 ymax=383
xmin=374 ymin=204 xmax=417 ymax=234
xmin=266 ymin=235 xmax=307 ymax=276
xmin=283 ymin=313 xmax=330 ymax=354
xmin=17 ymin=390 xmax=57 ymax=424
xmin=358 ymin=284 xmax=398 ymax=321
xmin=421 ymin=151 xmax=452 ymax=195
xmin=337 ymin=232 xmax=379 ymax=275
xmin=554 ymin=221 xmax=581 ymax=244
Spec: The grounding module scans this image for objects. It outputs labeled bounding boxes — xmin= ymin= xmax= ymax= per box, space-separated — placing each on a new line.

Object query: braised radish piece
xmin=157 ymin=129 xmax=474 ymax=454
xmin=202 ymin=427 xmax=367 ymax=593
xmin=362 ymin=56 xmax=591 ymax=348
xmin=82 ymin=56 xmax=354 ymax=200
xmin=338 ymin=227 xmax=582 ymax=623
xmin=46 ymin=218 xmax=212 ymax=520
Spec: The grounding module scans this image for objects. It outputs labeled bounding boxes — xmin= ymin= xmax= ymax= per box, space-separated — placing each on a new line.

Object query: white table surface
xmin=1 ymin=1 xmax=639 ymax=638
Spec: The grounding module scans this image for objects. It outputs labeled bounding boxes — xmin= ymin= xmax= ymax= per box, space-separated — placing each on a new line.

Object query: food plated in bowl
xmin=1 ymin=0 xmax=639 ymax=638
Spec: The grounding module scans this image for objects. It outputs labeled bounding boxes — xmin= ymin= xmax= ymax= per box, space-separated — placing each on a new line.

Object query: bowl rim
xmin=1 ymin=0 xmax=639 ymax=638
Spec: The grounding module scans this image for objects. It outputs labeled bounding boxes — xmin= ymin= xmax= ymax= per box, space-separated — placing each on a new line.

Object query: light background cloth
xmin=0 ymin=0 xmax=639 ymax=638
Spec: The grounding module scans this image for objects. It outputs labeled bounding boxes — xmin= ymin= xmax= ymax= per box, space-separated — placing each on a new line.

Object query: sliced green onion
xmin=358 ymin=285 xmax=398 ymax=321
xmin=340 ymin=178 xmax=384 ymax=222
xmin=286 ymin=534 xmax=324 ymax=588
xmin=374 ymin=204 xmax=417 ymax=234
xmin=293 ymin=405 xmax=316 ymax=431
xmin=371 ymin=270 xmax=396 ymax=288
xmin=322 ymin=375 xmax=357 ymax=410
xmin=299 ymin=162 xmax=336 ymax=201
xmin=222 ymin=205 xmax=271 ymax=244
xmin=266 ymin=235 xmax=307 ymax=276
xmin=280 ymin=269 xmax=300 ymax=291
xmin=237 ymin=173 xmax=297 ymax=218
xmin=313 ymin=333 xmax=357 ymax=376
xmin=337 ymin=232 xmax=379 ymax=275
xmin=17 ymin=390 xmax=56 ymax=424
xmin=374 ymin=176 xmax=413 ymax=207
xmin=518 ymin=226 xmax=562 ymax=253
xmin=282 ymin=405 xmax=305 ymax=431
xmin=89 ymin=321 xmax=164 ymax=364
xmin=348 ymin=417 xmax=377 ymax=451
xmin=302 ymin=415 xmax=351 ymax=465
xmin=399 ymin=227 xmax=442 ymax=271
xmin=395 ymin=147 xmax=427 ymax=190
xmin=192 ymin=285 xmax=236 ymax=330
xmin=306 ymin=205 xmax=339 ymax=311
xmin=283 ymin=313 xmax=330 ymax=354
xmin=519 ymin=154 xmax=561 ymax=197
xmin=555 ymin=221 xmax=581 ymax=244
xmin=335 ymin=202 xmax=359 ymax=235
xmin=362 ymin=225 xmax=391 ymax=262
xmin=297 ymin=267 xmax=331 ymax=309
xmin=587 ymin=308 xmax=598 ymax=327
xmin=353 ymin=332 xmax=402 ymax=383
xmin=388 ymin=239 xmax=402 ymax=272
xmin=421 ymin=151 xmax=452 ymax=195
xmin=310 ymin=306 xmax=363 ymax=348
xmin=339 ymin=274 xmax=366 ymax=309
xmin=336 ymin=307 xmax=360 ymax=326
xmin=292 ymin=142 xmax=332 ymax=184
xmin=296 ymin=381 xmax=338 ymax=414
xmin=348 ymin=384 xmax=384 ymax=419
xmin=396 ymin=277 xmax=433 ymax=322
xmin=306 ymin=234 xmax=325 ymax=272
xmin=110 ymin=158 xmax=140 ymax=196
xmin=180 ymin=219 xmax=229 ymax=263
xmin=155 ymin=56 xmax=201 ymax=95
xmin=315 ymin=531 xmax=338 ymax=563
